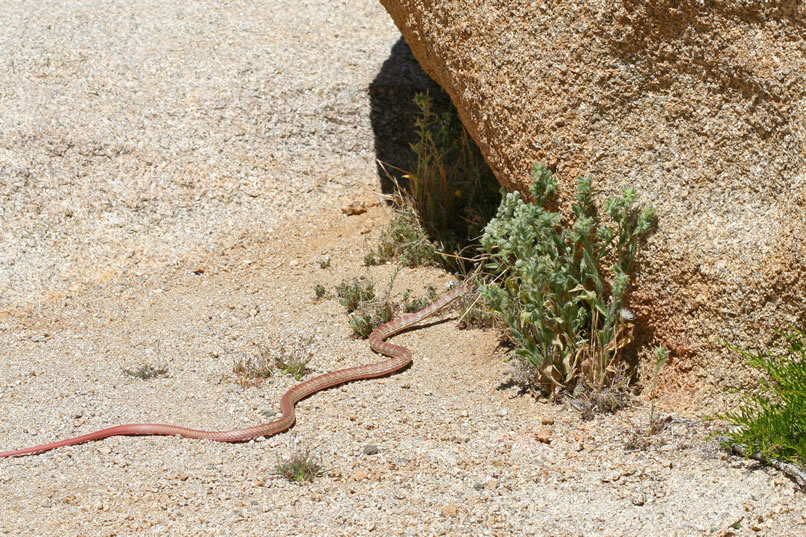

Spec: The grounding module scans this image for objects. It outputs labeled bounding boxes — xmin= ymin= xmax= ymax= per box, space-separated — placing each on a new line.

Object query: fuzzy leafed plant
xmin=479 ymin=163 xmax=655 ymax=397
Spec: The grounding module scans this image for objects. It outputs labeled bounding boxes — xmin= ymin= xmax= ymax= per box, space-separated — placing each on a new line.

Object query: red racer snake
xmin=0 ymin=283 xmax=472 ymax=458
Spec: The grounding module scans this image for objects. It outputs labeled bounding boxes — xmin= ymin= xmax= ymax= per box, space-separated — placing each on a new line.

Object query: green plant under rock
xmin=716 ymin=328 xmax=806 ymax=469
xmin=404 ymin=92 xmax=499 ymax=253
xmin=479 ymin=163 xmax=656 ymax=397
xmin=370 ymin=91 xmax=499 ymax=271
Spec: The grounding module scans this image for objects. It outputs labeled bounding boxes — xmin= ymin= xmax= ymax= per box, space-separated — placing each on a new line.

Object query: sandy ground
xmin=1 ymin=2 xmax=804 ymax=536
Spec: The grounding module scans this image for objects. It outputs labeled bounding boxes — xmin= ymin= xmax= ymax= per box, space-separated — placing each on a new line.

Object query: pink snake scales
xmin=0 ymin=283 xmax=472 ymax=458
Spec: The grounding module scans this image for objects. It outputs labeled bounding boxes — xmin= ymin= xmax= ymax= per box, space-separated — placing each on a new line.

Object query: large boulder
xmin=379 ymin=0 xmax=806 ymax=410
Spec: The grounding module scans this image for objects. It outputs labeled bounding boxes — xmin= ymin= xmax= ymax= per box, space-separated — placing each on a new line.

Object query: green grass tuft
xmin=370 ymin=91 xmax=499 ymax=270
xmin=405 ymin=92 xmax=499 ymax=255
xmin=347 ymin=302 xmax=393 ymax=339
xmin=716 ymin=328 xmax=806 ymax=468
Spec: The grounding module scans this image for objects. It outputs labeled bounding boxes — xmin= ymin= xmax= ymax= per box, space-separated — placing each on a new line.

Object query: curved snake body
xmin=0 ymin=284 xmax=470 ymax=458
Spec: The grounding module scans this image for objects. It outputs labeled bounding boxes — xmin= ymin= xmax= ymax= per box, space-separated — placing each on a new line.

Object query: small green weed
xmin=716 ymin=328 xmax=806 ymax=468
xmin=335 ymin=278 xmax=376 ymax=312
xmin=479 ymin=163 xmax=655 ymax=398
xmin=348 ymin=302 xmax=394 ymax=339
xmin=122 ymin=363 xmax=168 ymax=380
xmin=336 ymin=277 xmax=394 ymax=338
xmin=649 ymin=346 xmax=670 ymax=434
xmin=314 ymin=283 xmax=326 ymax=299
xmin=364 ymin=205 xmax=437 ymax=267
xmin=274 ymin=340 xmax=313 ymax=381
xmin=276 ymin=448 xmax=325 ymax=483
xmin=401 ymin=286 xmax=438 ymax=313
xmin=233 ymin=348 xmax=274 ymax=388
xmin=334 ymin=273 xmax=444 ymax=338
xmin=569 ymin=366 xmax=632 ymax=420
xmin=404 ymin=92 xmax=500 ymax=256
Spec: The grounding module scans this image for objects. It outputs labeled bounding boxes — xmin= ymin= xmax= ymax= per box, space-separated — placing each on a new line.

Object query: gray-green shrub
xmin=479 ymin=163 xmax=655 ymax=396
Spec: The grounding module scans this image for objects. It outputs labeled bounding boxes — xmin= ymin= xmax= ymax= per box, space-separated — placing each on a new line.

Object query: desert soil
xmin=1 ymin=2 xmax=803 ymax=536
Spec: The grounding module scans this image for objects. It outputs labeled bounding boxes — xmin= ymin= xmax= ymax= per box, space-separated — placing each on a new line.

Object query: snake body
xmin=0 ymin=284 xmax=470 ymax=458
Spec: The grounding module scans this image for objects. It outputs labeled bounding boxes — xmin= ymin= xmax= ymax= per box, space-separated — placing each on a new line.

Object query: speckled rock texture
xmin=379 ymin=0 xmax=806 ymax=409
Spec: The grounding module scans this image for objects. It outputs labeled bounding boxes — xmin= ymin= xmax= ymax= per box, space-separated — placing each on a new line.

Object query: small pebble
xmin=536 ymin=430 xmax=552 ymax=444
